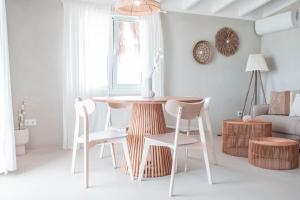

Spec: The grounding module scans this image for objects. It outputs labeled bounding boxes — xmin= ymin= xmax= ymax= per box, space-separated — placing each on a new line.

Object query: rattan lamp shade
xmin=115 ymin=0 xmax=160 ymax=16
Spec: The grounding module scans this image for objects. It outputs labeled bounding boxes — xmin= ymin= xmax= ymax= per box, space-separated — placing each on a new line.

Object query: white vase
xmin=15 ymin=128 xmax=29 ymax=156
xmin=142 ymin=77 xmax=155 ymax=98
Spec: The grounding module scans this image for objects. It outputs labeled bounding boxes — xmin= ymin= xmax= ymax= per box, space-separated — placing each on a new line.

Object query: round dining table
xmin=93 ymin=96 xmax=203 ymax=178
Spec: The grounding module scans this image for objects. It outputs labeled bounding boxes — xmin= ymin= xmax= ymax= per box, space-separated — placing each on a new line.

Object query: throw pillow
xmin=268 ymin=91 xmax=290 ymax=115
xmin=289 ymin=94 xmax=300 ymax=117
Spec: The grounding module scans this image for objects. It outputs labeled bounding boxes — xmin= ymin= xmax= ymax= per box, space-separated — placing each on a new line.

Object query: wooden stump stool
xmin=248 ymin=137 xmax=299 ymax=170
xmin=222 ymin=120 xmax=272 ymax=157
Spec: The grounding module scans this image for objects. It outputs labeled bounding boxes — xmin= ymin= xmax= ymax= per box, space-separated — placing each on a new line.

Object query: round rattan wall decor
xmin=215 ymin=27 xmax=239 ymax=57
xmin=193 ymin=40 xmax=212 ymax=64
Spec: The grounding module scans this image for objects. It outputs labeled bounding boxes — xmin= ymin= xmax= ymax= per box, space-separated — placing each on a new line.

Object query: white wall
xmin=161 ymin=12 xmax=261 ymax=132
xmin=6 ymin=0 xmax=64 ymax=148
xmin=261 ymin=28 xmax=300 ymax=100
xmin=6 ymin=1 xmax=261 ymax=148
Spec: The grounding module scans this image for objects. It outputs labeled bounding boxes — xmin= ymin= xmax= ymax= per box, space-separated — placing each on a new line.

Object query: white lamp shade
xmin=246 ymin=54 xmax=269 ymax=72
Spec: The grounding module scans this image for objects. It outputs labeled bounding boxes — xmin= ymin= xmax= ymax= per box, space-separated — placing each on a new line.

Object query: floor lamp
xmin=241 ymin=54 xmax=269 ymax=117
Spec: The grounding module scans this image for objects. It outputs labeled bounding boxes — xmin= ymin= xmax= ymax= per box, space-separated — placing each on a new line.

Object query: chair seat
xmin=77 ymin=130 xmax=127 ymax=143
xmin=145 ymin=132 xmax=198 ymax=146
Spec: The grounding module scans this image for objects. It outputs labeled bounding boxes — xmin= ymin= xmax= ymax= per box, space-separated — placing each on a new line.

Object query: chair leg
xmin=84 ymin=143 xmax=89 ymax=189
xmin=71 ymin=140 xmax=78 ymax=175
xmin=185 ymin=120 xmax=191 ymax=172
xmin=110 ymin=143 xmax=117 ymax=169
xmin=198 ymin=117 xmax=213 ymax=185
xmin=205 ymin=113 xmax=217 ymax=165
xmin=72 ymin=114 xmax=79 ymax=175
xmin=169 ymin=148 xmax=177 ymax=197
xmin=208 ymin=131 xmax=217 ymax=165
xmin=184 ymin=148 xmax=188 ymax=172
xmin=122 ymin=139 xmax=134 ymax=181
xmin=138 ymin=140 xmax=150 ymax=181
xmin=171 ymin=150 xmax=178 ymax=173
xmin=203 ymin=144 xmax=213 ymax=184
xmin=99 ymin=144 xmax=105 ymax=158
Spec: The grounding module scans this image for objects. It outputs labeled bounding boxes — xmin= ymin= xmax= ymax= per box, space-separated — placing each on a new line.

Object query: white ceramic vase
xmin=15 ymin=128 xmax=29 ymax=156
xmin=142 ymin=77 xmax=155 ymax=98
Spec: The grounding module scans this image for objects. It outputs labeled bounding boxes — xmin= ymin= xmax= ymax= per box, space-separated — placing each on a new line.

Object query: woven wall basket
xmin=193 ymin=40 xmax=212 ymax=64
xmin=215 ymin=27 xmax=239 ymax=57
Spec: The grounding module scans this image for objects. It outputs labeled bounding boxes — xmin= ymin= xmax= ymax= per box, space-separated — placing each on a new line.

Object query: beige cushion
xmin=268 ymin=91 xmax=290 ymax=115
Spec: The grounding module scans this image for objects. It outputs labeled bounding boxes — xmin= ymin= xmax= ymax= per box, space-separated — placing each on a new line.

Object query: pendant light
xmin=115 ymin=0 xmax=160 ymax=16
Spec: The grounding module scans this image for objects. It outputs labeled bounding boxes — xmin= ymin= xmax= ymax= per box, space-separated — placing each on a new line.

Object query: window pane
xmin=114 ymin=20 xmax=142 ymax=85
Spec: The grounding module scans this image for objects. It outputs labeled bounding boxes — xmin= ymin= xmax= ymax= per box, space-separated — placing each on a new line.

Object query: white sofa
xmin=253 ymin=104 xmax=300 ymax=143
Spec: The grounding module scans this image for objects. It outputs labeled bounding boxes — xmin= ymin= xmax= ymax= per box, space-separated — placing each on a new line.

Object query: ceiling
xmin=160 ymin=0 xmax=300 ymax=20
xmin=102 ymin=0 xmax=300 ymax=20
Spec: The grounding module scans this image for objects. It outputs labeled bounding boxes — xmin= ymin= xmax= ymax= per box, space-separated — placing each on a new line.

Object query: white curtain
xmin=142 ymin=14 xmax=164 ymax=96
xmin=62 ymin=0 xmax=111 ymax=149
xmin=0 ymin=0 xmax=16 ymax=174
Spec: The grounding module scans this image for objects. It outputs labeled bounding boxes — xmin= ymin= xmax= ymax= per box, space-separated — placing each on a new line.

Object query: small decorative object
xmin=215 ymin=27 xmax=239 ymax=56
xmin=241 ymin=54 xmax=269 ymax=117
xmin=142 ymin=48 xmax=163 ymax=98
xmin=115 ymin=0 xmax=160 ymax=16
xmin=15 ymin=99 xmax=29 ymax=156
xmin=142 ymin=77 xmax=155 ymax=98
xmin=193 ymin=40 xmax=212 ymax=64
xmin=15 ymin=129 xmax=29 ymax=156
xmin=18 ymin=100 xmax=26 ymax=130
xmin=242 ymin=115 xmax=252 ymax=122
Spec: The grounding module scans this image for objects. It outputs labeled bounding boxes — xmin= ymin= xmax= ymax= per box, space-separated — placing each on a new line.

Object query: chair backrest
xmin=203 ymin=97 xmax=211 ymax=111
xmin=165 ymin=100 xmax=204 ymax=120
xmin=105 ymin=101 xmax=130 ymax=130
xmin=74 ymin=98 xmax=96 ymax=141
xmin=74 ymin=99 xmax=96 ymax=117
xmin=165 ymin=100 xmax=205 ymax=147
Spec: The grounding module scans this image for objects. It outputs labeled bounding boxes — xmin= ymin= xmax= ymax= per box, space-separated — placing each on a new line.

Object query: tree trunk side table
xmin=248 ymin=137 xmax=299 ymax=170
xmin=222 ymin=119 xmax=272 ymax=157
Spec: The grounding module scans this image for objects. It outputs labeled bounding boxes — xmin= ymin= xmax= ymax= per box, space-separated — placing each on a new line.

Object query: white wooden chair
xmin=99 ymin=102 xmax=130 ymax=169
xmin=71 ymin=98 xmax=134 ymax=188
xmin=184 ymin=97 xmax=217 ymax=172
xmin=138 ymin=100 xmax=213 ymax=197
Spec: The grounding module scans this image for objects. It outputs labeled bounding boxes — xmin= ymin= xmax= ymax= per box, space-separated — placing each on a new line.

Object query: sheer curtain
xmin=62 ymin=0 xmax=111 ymax=149
xmin=142 ymin=14 xmax=164 ymax=96
xmin=0 ymin=0 xmax=16 ymax=174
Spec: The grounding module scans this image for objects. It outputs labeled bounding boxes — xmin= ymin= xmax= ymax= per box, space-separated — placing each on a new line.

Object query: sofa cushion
xmin=268 ymin=91 xmax=290 ymax=115
xmin=255 ymin=115 xmax=300 ymax=136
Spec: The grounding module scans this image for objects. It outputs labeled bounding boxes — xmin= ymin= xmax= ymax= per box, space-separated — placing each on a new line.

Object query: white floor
xmin=1 ymin=137 xmax=300 ymax=200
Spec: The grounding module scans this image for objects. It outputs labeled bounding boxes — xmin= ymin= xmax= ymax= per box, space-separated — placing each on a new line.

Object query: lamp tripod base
xmin=241 ymin=71 xmax=267 ymax=118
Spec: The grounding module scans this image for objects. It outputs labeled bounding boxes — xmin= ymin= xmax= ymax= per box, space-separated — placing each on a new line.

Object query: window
xmin=109 ymin=17 xmax=144 ymax=95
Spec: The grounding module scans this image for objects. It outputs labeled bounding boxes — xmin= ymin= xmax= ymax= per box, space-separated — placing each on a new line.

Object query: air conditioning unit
xmin=255 ymin=10 xmax=299 ymax=36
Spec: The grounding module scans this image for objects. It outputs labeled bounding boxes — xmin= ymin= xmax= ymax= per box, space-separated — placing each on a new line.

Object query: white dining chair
xmin=138 ymin=100 xmax=213 ymax=197
xmin=99 ymin=102 xmax=130 ymax=169
xmin=71 ymin=98 xmax=134 ymax=188
xmin=184 ymin=97 xmax=217 ymax=172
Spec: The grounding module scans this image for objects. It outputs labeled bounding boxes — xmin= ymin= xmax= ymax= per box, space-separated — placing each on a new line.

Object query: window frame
xmin=108 ymin=15 xmax=143 ymax=96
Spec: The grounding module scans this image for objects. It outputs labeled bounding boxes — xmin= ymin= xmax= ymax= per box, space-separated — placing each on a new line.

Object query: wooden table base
xmin=123 ymin=103 xmax=172 ymax=178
